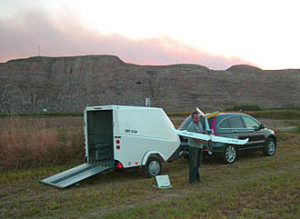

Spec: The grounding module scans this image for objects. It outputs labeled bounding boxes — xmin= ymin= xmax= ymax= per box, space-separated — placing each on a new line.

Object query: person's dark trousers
xmin=188 ymin=147 xmax=203 ymax=183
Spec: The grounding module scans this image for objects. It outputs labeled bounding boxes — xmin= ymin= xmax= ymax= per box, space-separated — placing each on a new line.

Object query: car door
xmin=217 ymin=115 xmax=248 ymax=150
xmin=241 ymin=115 xmax=266 ymax=151
xmin=226 ymin=115 xmax=250 ymax=151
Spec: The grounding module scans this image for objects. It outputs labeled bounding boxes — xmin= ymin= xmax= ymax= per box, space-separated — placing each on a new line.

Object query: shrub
xmin=295 ymin=123 xmax=300 ymax=134
xmin=248 ymin=110 xmax=300 ymax=120
xmin=225 ymin=104 xmax=261 ymax=111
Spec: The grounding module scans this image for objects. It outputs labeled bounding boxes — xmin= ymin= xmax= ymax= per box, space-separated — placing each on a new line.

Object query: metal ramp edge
xmin=40 ymin=163 xmax=111 ymax=189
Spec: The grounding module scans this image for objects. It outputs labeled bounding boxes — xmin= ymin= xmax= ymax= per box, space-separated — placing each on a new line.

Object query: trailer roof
xmin=85 ymin=105 xmax=161 ymax=111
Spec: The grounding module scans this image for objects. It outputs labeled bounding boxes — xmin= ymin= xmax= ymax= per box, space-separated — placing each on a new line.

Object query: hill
xmin=1 ymin=55 xmax=300 ymax=113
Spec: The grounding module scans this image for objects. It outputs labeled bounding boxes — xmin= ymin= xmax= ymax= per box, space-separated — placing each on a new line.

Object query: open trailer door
xmin=40 ymin=108 xmax=115 ymax=188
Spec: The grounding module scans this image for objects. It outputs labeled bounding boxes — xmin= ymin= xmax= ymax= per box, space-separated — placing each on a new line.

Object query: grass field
xmin=1 ymin=112 xmax=300 ymax=218
xmin=1 ymin=132 xmax=299 ymax=218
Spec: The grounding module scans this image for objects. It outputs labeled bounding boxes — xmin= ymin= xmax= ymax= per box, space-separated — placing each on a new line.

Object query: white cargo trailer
xmin=84 ymin=105 xmax=181 ymax=171
xmin=41 ymin=105 xmax=181 ymax=188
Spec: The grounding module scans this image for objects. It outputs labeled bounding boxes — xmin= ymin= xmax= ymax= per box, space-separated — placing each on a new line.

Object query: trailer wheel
xmin=143 ymin=157 xmax=162 ymax=178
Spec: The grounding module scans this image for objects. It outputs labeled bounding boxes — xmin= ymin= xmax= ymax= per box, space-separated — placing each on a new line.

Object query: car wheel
xmin=143 ymin=157 xmax=162 ymax=178
xmin=222 ymin=145 xmax=237 ymax=164
xmin=263 ymin=137 xmax=276 ymax=156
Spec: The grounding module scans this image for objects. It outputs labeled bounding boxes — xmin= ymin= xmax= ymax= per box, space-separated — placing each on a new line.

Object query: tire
xmin=263 ymin=137 xmax=276 ymax=156
xmin=222 ymin=145 xmax=237 ymax=164
xmin=183 ymin=153 xmax=189 ymax=159
xmin=182 ymin=148 xmax=189 ymax=159
xmin=143 ymin=157 xmax=162 ymax=178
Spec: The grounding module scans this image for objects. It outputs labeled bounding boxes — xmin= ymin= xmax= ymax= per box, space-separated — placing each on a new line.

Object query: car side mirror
xmin=254 ymin=123 xmax=264 ymax=130
xmin=258 ymin=123 xmax=265 ymax=130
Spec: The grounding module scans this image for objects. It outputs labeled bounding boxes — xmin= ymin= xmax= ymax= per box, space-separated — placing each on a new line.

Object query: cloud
xmin=0 ymin=9 xmax=253 ymax=70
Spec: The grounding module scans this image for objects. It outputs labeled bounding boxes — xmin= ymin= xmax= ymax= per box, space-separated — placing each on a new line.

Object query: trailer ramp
xmin=40 ymin=163 xmax=111 ymax=189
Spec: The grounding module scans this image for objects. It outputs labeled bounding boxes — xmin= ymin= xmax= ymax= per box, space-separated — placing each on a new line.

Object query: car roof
xmin=212 ymin=112 xmax=250 ymax=120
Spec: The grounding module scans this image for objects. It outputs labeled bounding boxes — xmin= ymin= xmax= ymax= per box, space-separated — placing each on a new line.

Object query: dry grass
xmin=0 ymin=117 xmax=84 ymax=170
xmin=0 ymin=112 xmax=298 ymax=170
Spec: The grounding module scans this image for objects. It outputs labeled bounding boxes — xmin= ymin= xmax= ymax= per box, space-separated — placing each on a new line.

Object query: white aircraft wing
xmin=173 ymin=129 xmax=210 ymax=141
xmin=173 ymin=128 xmax=248 ymax=145
xmin=210 ymin=135 xmax=248 ymax=145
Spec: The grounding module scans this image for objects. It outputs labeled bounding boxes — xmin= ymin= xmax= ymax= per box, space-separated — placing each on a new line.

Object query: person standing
xmin=186 ymin=111 xmax=204 ymax=184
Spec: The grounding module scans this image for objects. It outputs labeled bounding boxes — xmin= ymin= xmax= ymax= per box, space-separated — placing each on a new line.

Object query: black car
xmin=179 ymin=113 xmax=277 ymax=164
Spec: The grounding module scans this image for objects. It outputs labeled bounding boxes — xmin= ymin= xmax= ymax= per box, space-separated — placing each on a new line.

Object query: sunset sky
xmin=0 ymin=0 xmax=299 ymax=70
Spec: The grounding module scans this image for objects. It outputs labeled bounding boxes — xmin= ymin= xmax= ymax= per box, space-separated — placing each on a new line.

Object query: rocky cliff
xmin=1 ymin=55 xmax=300 ymax=113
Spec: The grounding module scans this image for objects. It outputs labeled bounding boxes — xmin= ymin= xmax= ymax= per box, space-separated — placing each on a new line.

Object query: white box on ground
xmin=155 ymin=175 xmax=172 ymax=189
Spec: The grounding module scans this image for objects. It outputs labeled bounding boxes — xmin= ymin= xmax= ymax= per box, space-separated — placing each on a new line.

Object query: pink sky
xmin=0 ymin=9 xmax=249 ymax=70
xmin=1 ymin=0 xmax=299 ymax=70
